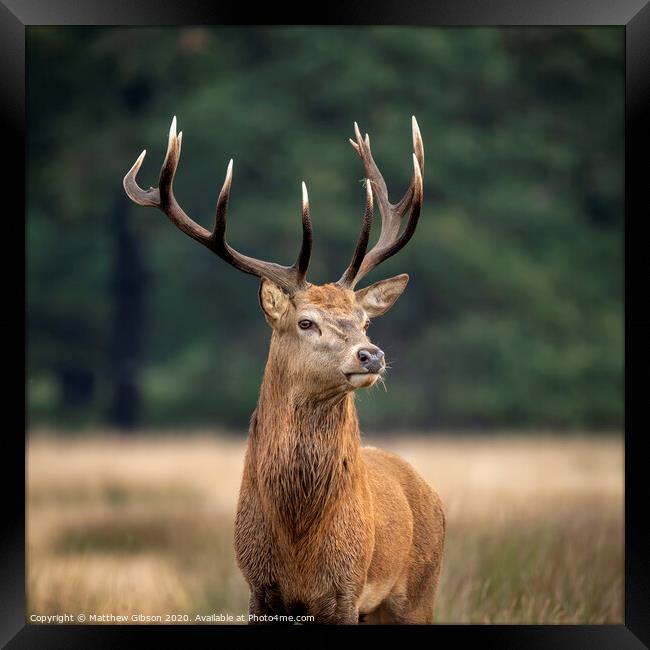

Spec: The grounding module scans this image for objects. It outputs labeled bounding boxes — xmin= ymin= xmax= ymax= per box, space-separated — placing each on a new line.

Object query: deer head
xmin=124 ymin=117 xmax=424 ymax=396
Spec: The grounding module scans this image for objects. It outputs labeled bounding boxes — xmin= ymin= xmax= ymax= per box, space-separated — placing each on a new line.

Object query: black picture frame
xmin=3 ymin=1 xmax=648 ymax=646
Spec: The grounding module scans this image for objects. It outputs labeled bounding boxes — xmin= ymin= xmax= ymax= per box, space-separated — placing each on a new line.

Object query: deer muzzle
xmin=357 ymin=346 xmax=385 ymax=374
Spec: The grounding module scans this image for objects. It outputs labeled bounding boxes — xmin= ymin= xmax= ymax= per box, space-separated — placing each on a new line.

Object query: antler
xmin=123 ymin=116 xmax=312 ymax=295
xmin=337 ymin=117 xmax=424 ymax=289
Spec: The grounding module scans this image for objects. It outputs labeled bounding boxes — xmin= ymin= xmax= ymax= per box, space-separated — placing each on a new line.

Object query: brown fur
xmin=304 ymin=284 xmax=358 ymax=311
xmin=234 ymin=281 xmax=446 ymax=624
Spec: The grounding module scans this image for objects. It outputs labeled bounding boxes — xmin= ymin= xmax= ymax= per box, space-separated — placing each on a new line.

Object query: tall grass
xmin=27 ymin=432 xmax=623 ymax=624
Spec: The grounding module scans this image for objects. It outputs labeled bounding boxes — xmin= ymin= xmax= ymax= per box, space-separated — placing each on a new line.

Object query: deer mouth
xmin=344 ymin=371 xmax=381 ymax=389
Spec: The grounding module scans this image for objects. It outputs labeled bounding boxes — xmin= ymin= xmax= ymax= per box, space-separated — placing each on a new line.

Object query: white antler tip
xmin=128 ymin=149 xmax=147 ymax=174
xmin=302 ymin=181 xmax=309 ymax=203
xmin=412 ymin=116 xmax=423 ymax=150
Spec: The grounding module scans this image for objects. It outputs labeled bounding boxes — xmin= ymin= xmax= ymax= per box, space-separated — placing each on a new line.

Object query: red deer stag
xmin=124 ymin=116 xmax=445 ymax=624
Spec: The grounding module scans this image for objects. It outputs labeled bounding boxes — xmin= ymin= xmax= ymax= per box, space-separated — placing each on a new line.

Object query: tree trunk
xmin=106 ymin=199 xmax=147 ymax=430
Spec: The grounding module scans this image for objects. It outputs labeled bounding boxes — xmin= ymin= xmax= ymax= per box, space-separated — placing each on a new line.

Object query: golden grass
xmin=27 ymin=431 xmax=623 ymax=624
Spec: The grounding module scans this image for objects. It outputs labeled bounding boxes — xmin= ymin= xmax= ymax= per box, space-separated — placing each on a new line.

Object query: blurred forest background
xmin=27 ymin=26 xmax=623 ymax=432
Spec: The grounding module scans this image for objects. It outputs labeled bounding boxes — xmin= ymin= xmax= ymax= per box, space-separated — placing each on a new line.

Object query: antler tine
xmin=338 ymin=180 xmax=374 ymax=288
xmin=296 ymin=182 xmax=314 ymax=284
xmin=338 ymin=117 xmax=425 ymax=288
xmin=124 ymin=116 xmax=213 ymax=245
xmin=209 ymin=169 xmax=312 ymax=292
xmin=356 ymin=152 xmax=423 ymax=283
xmin=123 ymin=117 xmax=312 ymax=295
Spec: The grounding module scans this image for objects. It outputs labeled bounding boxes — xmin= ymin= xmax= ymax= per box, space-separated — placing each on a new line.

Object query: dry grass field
xmin=27 ymin=431 xmax=623 ymax=624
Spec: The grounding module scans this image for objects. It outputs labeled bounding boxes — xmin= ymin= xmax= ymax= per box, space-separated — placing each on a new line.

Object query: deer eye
xmin=299 ymin=319 xmax=313 ymax=330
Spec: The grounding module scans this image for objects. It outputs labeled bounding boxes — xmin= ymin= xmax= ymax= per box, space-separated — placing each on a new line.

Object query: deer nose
xmin=357 ymin=346 xmax=385 ymax=373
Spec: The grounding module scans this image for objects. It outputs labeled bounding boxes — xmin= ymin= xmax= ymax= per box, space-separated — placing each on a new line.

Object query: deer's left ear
xmin=355 ymin=274 xmax=409 ymax=318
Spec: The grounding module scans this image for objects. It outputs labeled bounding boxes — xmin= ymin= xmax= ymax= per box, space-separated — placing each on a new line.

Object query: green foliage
xmin=27 ymin=27 xmax=623 ymax=430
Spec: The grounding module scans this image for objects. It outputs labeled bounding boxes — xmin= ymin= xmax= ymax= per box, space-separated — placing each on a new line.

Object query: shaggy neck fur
xmin=249 ymin=334 xmax=363 ymax=542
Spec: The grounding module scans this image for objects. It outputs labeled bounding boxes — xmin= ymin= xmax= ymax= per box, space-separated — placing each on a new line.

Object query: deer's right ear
xmin=259 ymin=277 xmax=290 ymax=326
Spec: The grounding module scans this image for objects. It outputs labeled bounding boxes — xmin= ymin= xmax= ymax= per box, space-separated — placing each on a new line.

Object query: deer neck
xmin=248 ymin=342 xmax=363 ymax=538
